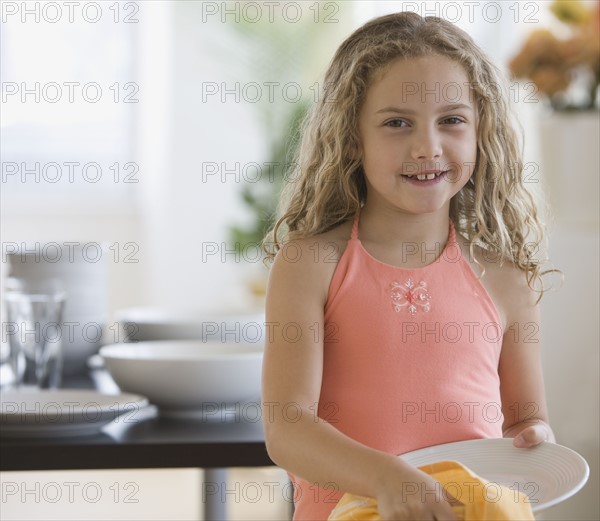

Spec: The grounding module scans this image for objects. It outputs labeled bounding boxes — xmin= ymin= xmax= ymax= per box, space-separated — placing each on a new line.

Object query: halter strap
xmin=350 ymin=209 xmax=361 ymax=240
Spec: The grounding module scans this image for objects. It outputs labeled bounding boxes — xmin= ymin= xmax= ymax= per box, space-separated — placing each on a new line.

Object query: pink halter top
xmin=289 ymin=210 xmax=504 ymax=520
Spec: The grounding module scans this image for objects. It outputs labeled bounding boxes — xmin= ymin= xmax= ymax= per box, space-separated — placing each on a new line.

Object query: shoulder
xmin=267 ymin=219 xmax=354 ymax=307
xmin=455 ymin=232 xmax=540 ymax=329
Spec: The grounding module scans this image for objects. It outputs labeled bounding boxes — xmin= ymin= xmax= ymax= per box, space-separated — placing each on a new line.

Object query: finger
xmin=513 ymin=424 xmax=549 ymax=448
xmin=433 ymin=503 xmax=459 ymax=521
xmin=433 ymin=499 xmax=461 ymax=521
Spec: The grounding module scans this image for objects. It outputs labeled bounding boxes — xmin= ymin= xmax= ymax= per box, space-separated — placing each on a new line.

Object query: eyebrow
xmin=376 ymin=103 xmax=473 ymax=115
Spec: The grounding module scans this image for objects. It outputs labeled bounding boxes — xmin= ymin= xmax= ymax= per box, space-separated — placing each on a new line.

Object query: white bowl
xmin=99 ymin=341 xmax=263 ymax=418
xmin=114 ymin=307 xmax=265 ymax=343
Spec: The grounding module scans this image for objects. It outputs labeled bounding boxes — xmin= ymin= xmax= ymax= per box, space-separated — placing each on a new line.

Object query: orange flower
xmin=563 ymin=34 xmax=600 ymax=71
xmin=530 ymin=67 xmax=571 ymax=97
xmin=508 ymin=1 xmax=599 ymax=108
xmin=508 ymin=30 xmax=563 ymax=79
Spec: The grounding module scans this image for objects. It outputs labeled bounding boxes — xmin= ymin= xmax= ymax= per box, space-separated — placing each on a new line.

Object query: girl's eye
xmin=442 ymin=116 xmax=465 ymax=125
xmin=384 ymin=119 xmax=408 ymax=128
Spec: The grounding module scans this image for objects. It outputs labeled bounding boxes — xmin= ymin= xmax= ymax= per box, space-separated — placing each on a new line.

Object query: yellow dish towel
xmin=327 ymin=460 xmax=535 ymax=520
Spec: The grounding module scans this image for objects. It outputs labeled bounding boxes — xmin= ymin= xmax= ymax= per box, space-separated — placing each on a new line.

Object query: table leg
xmin=204 ymin=468 xmax=228 ymax=521
xmin=288 ymin=476 xmax=295 ymax=519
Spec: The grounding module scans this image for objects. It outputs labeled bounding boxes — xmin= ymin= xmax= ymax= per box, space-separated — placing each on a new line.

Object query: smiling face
xmin=357 ymin=55 xmax=478 ymax=216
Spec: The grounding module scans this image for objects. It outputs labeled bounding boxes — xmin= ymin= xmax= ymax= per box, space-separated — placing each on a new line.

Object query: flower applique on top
xmin=390 ymin=278 xmax=431 ymax=315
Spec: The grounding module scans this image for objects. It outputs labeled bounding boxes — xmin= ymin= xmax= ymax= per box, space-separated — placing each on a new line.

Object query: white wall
xmin=130 ymin=1 xmax=270 ymax=318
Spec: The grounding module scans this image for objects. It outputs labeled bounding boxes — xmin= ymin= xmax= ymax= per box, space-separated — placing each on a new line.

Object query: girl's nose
xmin=411 ymin=127 xmax=442 ymax=160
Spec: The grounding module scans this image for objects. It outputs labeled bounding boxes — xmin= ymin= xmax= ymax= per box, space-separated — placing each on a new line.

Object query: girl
xmin=261 ymin=12 xmax=556 ymax=521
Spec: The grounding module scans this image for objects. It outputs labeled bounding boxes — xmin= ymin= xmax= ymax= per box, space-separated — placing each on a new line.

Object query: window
xmin=1 ymin=2 xmax=138 ymax=212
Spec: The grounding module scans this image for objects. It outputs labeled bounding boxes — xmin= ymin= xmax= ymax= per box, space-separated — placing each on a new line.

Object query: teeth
xmin=405 ymin=172 xmax=443 ymax=180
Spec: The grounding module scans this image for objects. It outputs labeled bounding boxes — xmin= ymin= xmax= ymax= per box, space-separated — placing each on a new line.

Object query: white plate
xmin=399 ymin=438 xmax=589 ymax=513
xmin=0 ymin=389 xmax=148 ymax=438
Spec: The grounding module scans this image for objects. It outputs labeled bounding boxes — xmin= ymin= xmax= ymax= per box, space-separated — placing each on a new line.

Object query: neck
xmin=358 ymin=203 xmax=451 ymax=252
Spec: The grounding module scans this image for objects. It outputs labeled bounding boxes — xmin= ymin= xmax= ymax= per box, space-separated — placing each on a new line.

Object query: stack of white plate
xmin=4 ymin=242 xmax=108 ymax=375
xmin=0 ymin=389 xmax=149 ymax=438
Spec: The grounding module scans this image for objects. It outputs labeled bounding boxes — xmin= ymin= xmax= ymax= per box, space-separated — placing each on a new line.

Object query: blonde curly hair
xmin=263 ymin=12 xmax=556 ymax=299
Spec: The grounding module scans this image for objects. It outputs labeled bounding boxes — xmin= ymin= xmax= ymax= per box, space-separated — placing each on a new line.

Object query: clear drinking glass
xmin=3 ymin=277 xmax=67 ymax=389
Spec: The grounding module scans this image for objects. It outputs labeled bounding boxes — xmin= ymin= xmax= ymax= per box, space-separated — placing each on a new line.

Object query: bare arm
xmin=499 ymin=269 xmax=556 ymax=447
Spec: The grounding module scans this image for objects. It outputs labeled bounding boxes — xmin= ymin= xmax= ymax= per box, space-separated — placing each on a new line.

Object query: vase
xmin=537 ymin=110 xmax=600 ymax=521
xmin=538 ymin=110 xmax=600 ymax=229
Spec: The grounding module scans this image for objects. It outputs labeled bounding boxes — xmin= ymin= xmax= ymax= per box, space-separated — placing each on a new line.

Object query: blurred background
xmin=1 ymin=1 xmax=598 ymax=519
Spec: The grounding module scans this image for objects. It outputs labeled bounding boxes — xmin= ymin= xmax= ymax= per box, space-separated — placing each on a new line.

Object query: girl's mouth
xmin=402 ymin=171 xmax=448 ymax=186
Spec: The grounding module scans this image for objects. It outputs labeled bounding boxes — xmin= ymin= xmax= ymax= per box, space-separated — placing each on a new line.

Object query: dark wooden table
xmin=0 ymin=370 xmax=277 ymax=520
